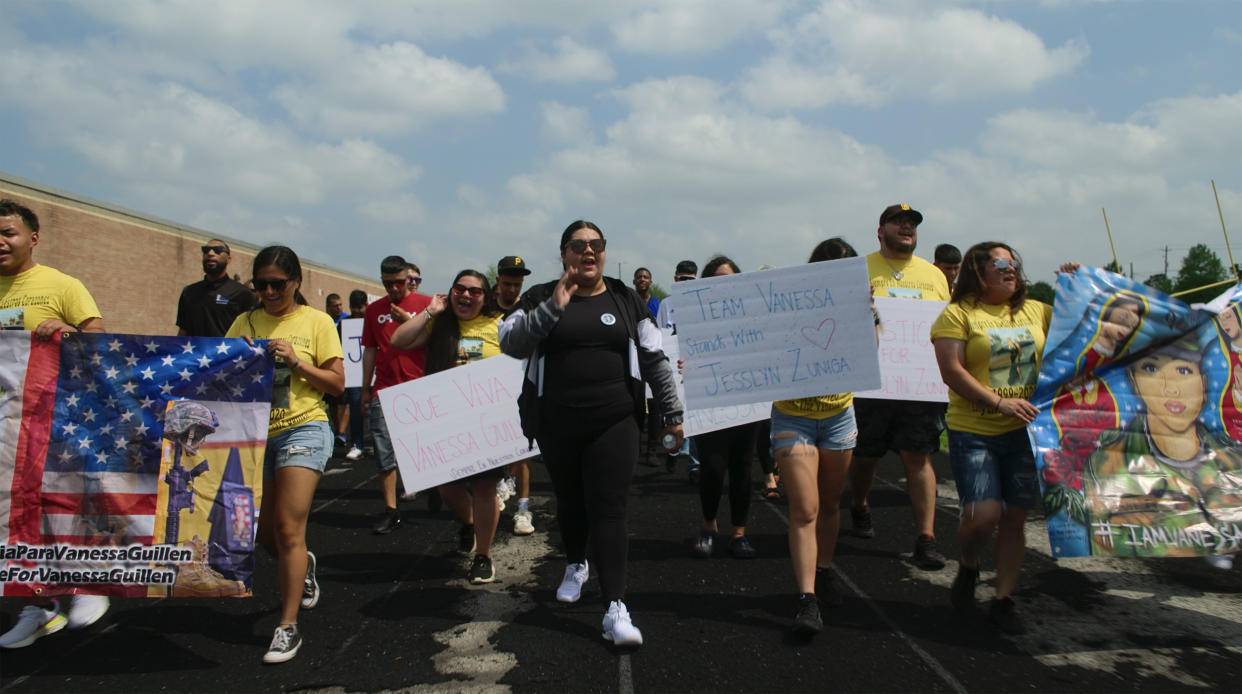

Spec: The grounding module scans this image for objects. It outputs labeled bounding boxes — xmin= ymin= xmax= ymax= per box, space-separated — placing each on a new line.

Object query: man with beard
xmin=362 ymin=255 xmax=431 ymax=534
xmin=176 ymin=239 xmax=256 ymax=337
xmin=850 ymin=204 xmax=952 ymax=570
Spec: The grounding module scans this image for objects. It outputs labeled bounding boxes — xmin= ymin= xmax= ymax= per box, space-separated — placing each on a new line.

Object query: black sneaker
xmin=665 ymin=454 xmax=677 ymax=473
xmin=730 ymin=536 xmax=758 ymax=559
xmin=987 ymin=597 xmax=1026 ymax=635
xmin=815 ymin=569 xmax=844 ymax=608
xmin=791 ymin=594 xmax=823 ymax=636
xmin=950 ymin=565 xmax=979 ymax=613
xmin=262 ymin=625 xmax=302 ymax=664
xmin=300 ymin=551 xmax=320 ymax=609
xmin=468 ymin=554 xmax=495 ymax=584
xmin=912 ymin=535 xmax=947 ymax=570
xmin=687 ymin=468 xmax=700 ymax=485
xmin=851 ymin=506 xmax=875 ymax=539
xmin=372 ymin=507 xmax=401 ymax=535
xmin=458 ymin=523 xmax=476 ymax=554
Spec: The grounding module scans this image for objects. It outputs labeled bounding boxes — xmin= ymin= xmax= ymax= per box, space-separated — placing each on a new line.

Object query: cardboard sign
xmin=854 ymin=297 xmax=949 ymax=402
xmin=340 ymin=318 xmax=364 ymax=388
xmin=670 ymin=259 xmax=881 ymax=410
xmin=378 ymin=355 xmax=536 ymax=493
xmin=658 ymin=329 xmax=770 ymax=436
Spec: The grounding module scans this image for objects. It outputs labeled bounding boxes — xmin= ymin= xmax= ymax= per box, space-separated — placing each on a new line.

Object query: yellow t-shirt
xmin=774 ymin=392 xmax=853 ymax=420
xmin=866 ymin=252 xmax=950 ymax=301
xmin=930 ymin=299 xmax=1053 ymax=435
xmin=226 ymin=306 xmax=343 ymax=435
xmin=0 ymin=264 xmax=102 ymax=330
xmin=426 ymin=313 xmax=501 ymax=366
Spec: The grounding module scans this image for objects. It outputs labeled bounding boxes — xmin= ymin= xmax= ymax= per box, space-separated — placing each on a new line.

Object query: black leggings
xmin=537 ymin=411 xmax=639 ymax=602
xmin=755 ymin=418 xmax=774 ymax=477
xmin=694 ymin=422 xmax=758 ymax=527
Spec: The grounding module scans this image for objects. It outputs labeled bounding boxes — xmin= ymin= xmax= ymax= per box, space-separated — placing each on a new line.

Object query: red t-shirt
xmin=361 ymin=293 xmax=432 ymax=390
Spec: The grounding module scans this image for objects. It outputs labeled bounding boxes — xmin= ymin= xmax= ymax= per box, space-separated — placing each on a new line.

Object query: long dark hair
xmin=952 ymin=241 xmax=1027 ymax=314
xmin=247 ymin=245 xmax=308 ymax=331
xmin=701 ymin=255 xmax=741 ymax=277
xmin=809 ymin=237 xmax=857 ymax=262
xmin=424 ymin=270 xmax=500 ymax=375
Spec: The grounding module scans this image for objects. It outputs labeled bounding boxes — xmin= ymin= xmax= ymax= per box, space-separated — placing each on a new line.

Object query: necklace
xmin=881 ymin=255 xmax=905 ymax=281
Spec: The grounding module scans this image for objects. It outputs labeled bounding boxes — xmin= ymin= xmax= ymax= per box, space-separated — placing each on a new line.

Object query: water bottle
xmin=662 ymin=433 xmax=678 ymax=450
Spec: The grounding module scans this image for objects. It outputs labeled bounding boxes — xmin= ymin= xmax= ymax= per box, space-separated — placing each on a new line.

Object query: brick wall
xmin=1 ymin=175 xmax=383 ymax=336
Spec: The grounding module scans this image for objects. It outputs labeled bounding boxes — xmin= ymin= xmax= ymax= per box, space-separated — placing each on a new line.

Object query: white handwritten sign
xmin=658 ymin=329 xmax=771 ymax=436
xmin=854 ymin=298 xmax=949 ymax=403
xmin=340 ymin=318 xmax=365 ymax=388
xmin=377 ymin=355 xmax=536 ymax=493
xmin=671 ymin=259 xmax=881 ymax=410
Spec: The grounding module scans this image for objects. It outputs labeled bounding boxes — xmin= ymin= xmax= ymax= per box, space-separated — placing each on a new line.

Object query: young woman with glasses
xmin=226 ymin=246 xmax=344 ymax=663
xmin=499 ymin=220 xmax=684 ymax=648
xmin=390 ymin=270 xmax=507 ymax=584
xmin=930 ymin=242 xmax=1055 ymax=635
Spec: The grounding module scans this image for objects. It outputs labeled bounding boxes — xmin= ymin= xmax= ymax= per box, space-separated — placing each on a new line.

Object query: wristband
xmin=994 ymin=394 xmax=1002 ymax=410
xmin=290 ymin=357 xmax=300 ymax=369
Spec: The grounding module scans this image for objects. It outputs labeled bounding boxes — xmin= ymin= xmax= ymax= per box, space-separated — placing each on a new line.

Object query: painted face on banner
xmin=1218 ymin=306 xmax=1241 ymax=342
xmin=1096 ymin=298 xmax=1143 ymax=356
xmin=1131 ymin=353 xmax=1204 ymax=436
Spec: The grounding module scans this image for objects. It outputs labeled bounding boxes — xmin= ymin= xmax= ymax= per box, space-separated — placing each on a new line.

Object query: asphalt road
xmin=1 ymin=446 xmax=1238 ymax=693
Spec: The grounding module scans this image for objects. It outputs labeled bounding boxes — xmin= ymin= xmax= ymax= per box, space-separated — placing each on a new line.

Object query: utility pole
xmin=1163 ymin=246 xmax=1169 ymax=277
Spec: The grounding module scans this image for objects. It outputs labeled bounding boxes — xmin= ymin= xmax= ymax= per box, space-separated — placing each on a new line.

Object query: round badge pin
xmin=600 ymin=313 xmax=617 ymax=326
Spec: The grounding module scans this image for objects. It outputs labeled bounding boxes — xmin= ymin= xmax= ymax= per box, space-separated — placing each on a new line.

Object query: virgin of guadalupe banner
xmin=1030 ymin=266 xmax=1242 ymax=558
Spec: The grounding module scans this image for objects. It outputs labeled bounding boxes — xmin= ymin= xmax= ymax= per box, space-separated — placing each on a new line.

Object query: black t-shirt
xmin=176 ymin=276 xmax=258 ymax=337
xmin=542 ymin=291 xmax=630 ymax=412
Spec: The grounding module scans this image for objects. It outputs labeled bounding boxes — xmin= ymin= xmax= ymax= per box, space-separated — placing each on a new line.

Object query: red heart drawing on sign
xmin=801 ymin=318 xmax=836 ymax=350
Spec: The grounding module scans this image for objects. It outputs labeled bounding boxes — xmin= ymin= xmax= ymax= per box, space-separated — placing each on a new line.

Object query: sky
xmin=2 ymin=0 xmax=1240 ymax=296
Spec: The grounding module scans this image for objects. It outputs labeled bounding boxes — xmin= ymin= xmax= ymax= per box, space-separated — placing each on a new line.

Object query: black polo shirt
xmin=176 ymin=276 xmax=258 ymax=337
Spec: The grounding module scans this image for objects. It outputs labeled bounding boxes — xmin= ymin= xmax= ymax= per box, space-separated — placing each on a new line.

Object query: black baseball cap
xmin=879 ymin=203 xmax=923 ymax=226
xmin=497 ymin=256 xmax=532 ymax=276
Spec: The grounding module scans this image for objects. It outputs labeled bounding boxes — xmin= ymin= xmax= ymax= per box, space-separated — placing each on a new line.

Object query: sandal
xmin=762 ymin=486 xmax=781 ymax=500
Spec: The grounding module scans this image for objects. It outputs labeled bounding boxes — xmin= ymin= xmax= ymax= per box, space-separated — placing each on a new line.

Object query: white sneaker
xmin=556 ymin=560 xmax=589 ymax=603
xmin=67 ymin=594 xmax=109 ymax=630
xmin=602 ymin=600 xmax=643 ymax=647
xmin=0 ymin=600 xmax=67 ymax=648
xmin=513 ymin=509 xmax=535 ymax=536
xmin=1206 ymin=554 xmax=1236 ymax=570
xmin=496 ymin=478 xmax=514 ymax=504
xmin=345 ymin=446 xmax=363 ymax=461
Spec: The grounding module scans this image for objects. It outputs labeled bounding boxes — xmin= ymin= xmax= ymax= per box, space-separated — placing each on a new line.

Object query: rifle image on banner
xmin=161 ymin=402 xmax=220 ymax=546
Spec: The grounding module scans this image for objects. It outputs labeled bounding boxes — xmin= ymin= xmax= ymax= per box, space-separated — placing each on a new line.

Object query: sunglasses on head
xmin=675 ymin=274 xmax=697 ymax=282
xmin=252 ymin=278 xmax=290 ymax=292
xmin=992 ymin=258 xmax=1020 ymax=273
xmin=451 ymin=284 xmax=485 ymax=297
xmin=566 ymin=238 xmax=606 ymax=254
xmin=201 ymin=245 xmax=228 ymax=255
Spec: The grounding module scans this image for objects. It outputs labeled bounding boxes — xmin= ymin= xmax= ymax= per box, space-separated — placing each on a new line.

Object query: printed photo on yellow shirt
xmin=988 ymin=326 xmax=1038 ymax=388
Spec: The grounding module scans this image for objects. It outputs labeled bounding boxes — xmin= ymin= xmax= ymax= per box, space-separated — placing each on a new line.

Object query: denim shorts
xmin=770 ymin=406 xmax=858 ymax=454
xmin=368 ymin=398 xmax=398 ymax=473
xmin=947 ymin=428 xmax=1038 ymax=509
xmin=265 ymin=420 xmax=333 ymax=480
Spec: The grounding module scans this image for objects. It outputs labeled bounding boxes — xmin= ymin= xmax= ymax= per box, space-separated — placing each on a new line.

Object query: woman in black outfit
xmin=500 ymin=220 xmax=684 ymax=648
xmin=691 ymin=256 xmax=761 ymax=559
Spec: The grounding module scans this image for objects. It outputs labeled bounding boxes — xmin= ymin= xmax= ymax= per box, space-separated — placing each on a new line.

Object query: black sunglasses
xmin=409 ymin=276 xmax=423 ymax=285
xmin=382 ymin=278 xmax=408 ymax=288
xmin=566 ymin=238 xmax=606 ymax=254
xmin=201 ymin=245 xmax=228 ymax=255
xmin=452 ymin=284 xmax=485 ymax=297
xmin=252 ymin=278 xmax=290 ymax=292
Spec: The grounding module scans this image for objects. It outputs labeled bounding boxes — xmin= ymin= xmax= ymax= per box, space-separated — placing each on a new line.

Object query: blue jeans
xmin=947 ymin=428 xmax=1037 ymax=509
xmin=344 ymin=387 xmax=363 ymax=446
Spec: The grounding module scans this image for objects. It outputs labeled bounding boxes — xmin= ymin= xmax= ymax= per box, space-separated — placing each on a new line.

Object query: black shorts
xmin=853 ymin=398 xmax=945 ymax=458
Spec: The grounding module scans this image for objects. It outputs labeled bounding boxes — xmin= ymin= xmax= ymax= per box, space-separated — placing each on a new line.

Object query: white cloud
xmin=743 ymin=1 xmax=1089 ymax=109
xmin=612 ymin=0 xmax=789 ymax=54
xmin=539 ymin=102 xmax=595 ymax=144
xmin=272 ymin=41 xmax=505 ymax=136
xmin=499 ymin=37 xmax=616 ymax=83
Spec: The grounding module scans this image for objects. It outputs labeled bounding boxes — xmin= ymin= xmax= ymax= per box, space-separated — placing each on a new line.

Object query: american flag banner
xmin=0 ymin=331 xmax=272 ymax=597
